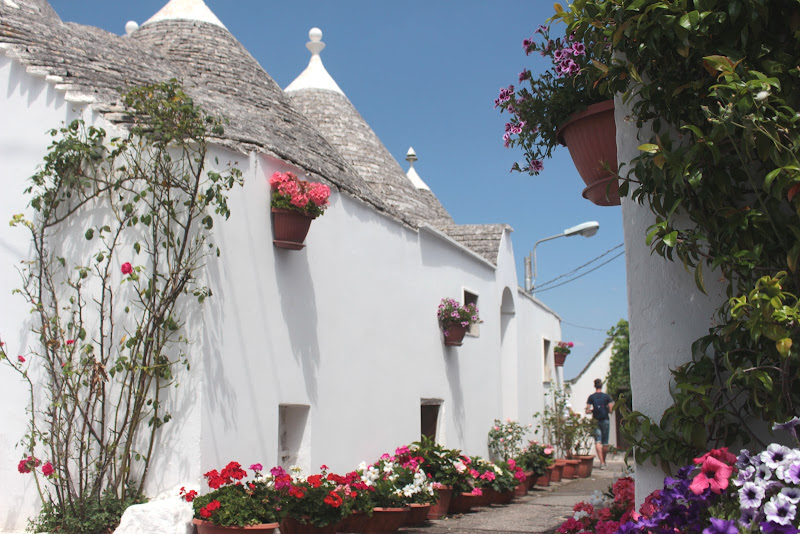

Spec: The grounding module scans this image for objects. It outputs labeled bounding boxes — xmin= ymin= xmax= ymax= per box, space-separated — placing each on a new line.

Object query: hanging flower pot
xmin=269 ymin=171 xmax=331 ymax=250
xmin=556 ymin=100 xmax=620 ymax=207
xmin=271 ymin=208 xmax=316 ymax=249
xmin=193 ymin=519 xmax=280 ymax=534
xmin=443 ymin=323 xmax=468 ymax=346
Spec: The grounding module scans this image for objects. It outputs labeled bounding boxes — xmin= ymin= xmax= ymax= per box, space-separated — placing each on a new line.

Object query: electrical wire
xmin=560 ymin=320 xmax=609 ymax=332
xmin=534 ymin=250 xmax=625 ymax=294
xmin=535 ymin=242 xmax=624 ymax=290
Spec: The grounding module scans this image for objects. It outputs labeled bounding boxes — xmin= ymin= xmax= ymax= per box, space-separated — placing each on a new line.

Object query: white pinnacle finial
xmin=285 ymin=27 xmax=344 ymax=94
xmin=125 ymin=21 xmax=139 ymax=35
xmin=406 ymin=147 xmax=418 ymax=166
xmin=307 ymin=28 xmax=326 ymax=56
xmin=404 ymin=147 xmax=430 ymax=191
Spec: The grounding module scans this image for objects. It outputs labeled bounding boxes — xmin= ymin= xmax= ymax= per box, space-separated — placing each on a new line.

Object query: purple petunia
xmin=702 ymin=517 xmax=738 ymax=534
xmin=764 ymin=493 xmax=796 ymax=526
xmin=739 ymin=481 xmax=766 ymax=508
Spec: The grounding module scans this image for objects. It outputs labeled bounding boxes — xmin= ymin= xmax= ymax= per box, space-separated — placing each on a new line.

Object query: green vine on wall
xmin=1 ymin=80 xmax=242 ymax=532
xmin=553 ymin=0 xmax=800 ymax=469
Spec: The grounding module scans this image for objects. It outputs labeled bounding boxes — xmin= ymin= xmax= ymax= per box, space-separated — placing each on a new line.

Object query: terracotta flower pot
xmin=336 ymin=512 xmax=369 ymax=534
xmin=280 ymin=516 xmax=338 ymax=534
xmin=534 ymin=470 xmax=551 ymax=487
xmin=554 ymin=352 xmax=568 ymax=366
xmin=192 ymin=519 xmax=280 ymax=534
xmin=576 ymin=455 xmax=594 ymax=478
xmin=524 ymin=470 xmax=538 ymax=490
xmin=558 ymin=458 xmax=580 ymax=479
xmin=271 ymin=207 xmax=316 ymax=250
xmin=514 ymin=479 xmax=528 ymax=497
xmin=547 ymin=463 xmax=562 ymax=483
xmin=362 ymin=507 xmax=409 ymax=534
xmin=404 ymin=503 xmax=431 ymax=526
xmin=427 ymin=486 xmax=453 ymax=519
xmin=442 ymin=323 xmax=468 ymax=346
xmin=447 ymin=492 xmax=478 ymax=515
xmin=556 ymin=99 xmax=620 ymax=206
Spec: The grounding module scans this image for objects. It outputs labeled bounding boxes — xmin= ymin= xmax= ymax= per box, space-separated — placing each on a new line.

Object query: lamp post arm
xmin=530 ymin=233 xmax=565 ymax=294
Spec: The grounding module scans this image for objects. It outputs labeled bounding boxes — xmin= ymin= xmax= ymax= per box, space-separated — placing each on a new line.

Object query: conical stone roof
xmin=0 ymin=0 xmax=394 ymax=217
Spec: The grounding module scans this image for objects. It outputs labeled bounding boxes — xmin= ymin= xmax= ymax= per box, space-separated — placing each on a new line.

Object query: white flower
xmin=755 ymin=90 xmax=770 ymax=101
xmin=573 ymin=510 xmax=590 ymax=521
xmin=764 ymin=493 xmax=796 ymax=526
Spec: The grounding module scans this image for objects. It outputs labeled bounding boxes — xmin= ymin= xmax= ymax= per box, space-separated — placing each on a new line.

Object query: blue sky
xmin=48 ymin=0 xmax=628 ymax=380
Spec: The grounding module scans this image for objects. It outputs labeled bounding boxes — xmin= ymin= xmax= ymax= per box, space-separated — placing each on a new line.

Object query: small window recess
xmin=543 ymin=338 xmax=552 ymax=384
xmin=462 ymin=288 xmax=480 ymax=337
xmin=421 ymin=398 xmax=444 ymax=442
xmin=278 ymin=404 xmax=311 ymax=473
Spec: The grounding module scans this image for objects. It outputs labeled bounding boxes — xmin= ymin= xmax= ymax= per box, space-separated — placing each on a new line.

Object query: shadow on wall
xmin=275 ymin=250 xmax=321 ymax=405
xmin=443 ymin=348 xmax=465 ymax=444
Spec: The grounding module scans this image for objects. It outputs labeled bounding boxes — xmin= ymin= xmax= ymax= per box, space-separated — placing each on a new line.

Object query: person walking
xmin=585 ymin=378 xmax=614 ymax=469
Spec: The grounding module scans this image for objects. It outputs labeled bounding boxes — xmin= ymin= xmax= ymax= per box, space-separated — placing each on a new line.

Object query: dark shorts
xmin=594 ymin=419 xmax=610 ymax=445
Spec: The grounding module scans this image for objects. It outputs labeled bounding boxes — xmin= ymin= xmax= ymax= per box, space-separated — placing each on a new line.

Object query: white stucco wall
xmin=0 ymin=54 xmax=562 ymax=532
xmin=615 ymin=93 xmax=727 ymax=503
xmin=567 ymin=342 xmax=616 ymax=448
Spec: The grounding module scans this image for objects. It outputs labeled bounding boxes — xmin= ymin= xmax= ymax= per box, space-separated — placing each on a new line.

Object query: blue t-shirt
xmin=587 ymin=392 xmax=613 ymax=421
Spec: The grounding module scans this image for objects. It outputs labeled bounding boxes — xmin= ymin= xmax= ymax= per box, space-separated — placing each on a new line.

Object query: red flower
xmin=121 ymin=262 xmax=133 ymax=275
xmin=17 ymin=455 xmax=40 ymax=474
xmin=289 ymin=487 xmax=305 ymax=499
xmin=221 ymin=461 xmax=247 ymax=481
xmin=41 ymin=462 xmax=54 ymax=477
xmin=199 ymin=500 xmax=220 ymax=519
xmin=307 ymin=474 xmax=323 ymax=488
xmin=66 ymin=339 xmax=75 ymax=345
xmin=17 ymin=355 xmax=25 ymax=363
xmin=324 ymin=491 xmax=343 ymax=508
xmin=179 ymin=487 xmax=198 ymax=502
xmin=693 ymin=447 xmax=737 ymax=466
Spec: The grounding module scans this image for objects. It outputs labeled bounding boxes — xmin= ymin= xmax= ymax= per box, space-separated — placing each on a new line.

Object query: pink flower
xmin=17 ymin=355 xmax=25 ymax=363
xmin=470 ymin=487 xmax=483 ymax=496
xmin=544 ymin=447 xmax=553 ymax=455
xmin=250 ymin=463 xmax=263 ymax=472
xmin=689 ymin=456 xmax=733 ymax=495
xmin=121 ymin=262 xmax=132 ymax=275
xmin=290 ymin=193 xmax=309 ymax=209
xmin=66 ymin=339 xmax=75 ymax=345
xmin=508 ymin=459 xmax=516 ymax=469
xmin=41 ymin=462 xmax=54 ymax=477
xmin=308 ymin=183 xmax=331 ymax=207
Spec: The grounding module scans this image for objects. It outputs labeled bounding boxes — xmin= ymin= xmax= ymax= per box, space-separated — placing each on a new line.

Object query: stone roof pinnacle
xmin=405 ymin=147 xmax=431 ymax=191
xmin=285 ymin=28 xmax=344 ymax=95
xmin=143 ymin=0 xmax=226 ymax=29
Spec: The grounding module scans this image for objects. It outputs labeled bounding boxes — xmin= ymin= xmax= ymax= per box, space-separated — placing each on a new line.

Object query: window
xmin=420 ymin=399 xmax=442 ymax=440
xmin=543 ymin=339 xmax=552 ymax=383
xmin=278 ymin=404 xmax=310 ymax=472
xmin=463 ymin=289 xmax=479 ymax=337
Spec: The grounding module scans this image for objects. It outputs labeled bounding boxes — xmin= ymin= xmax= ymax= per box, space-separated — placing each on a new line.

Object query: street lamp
xmin=524 ymin=221 xmax=599 ymax=294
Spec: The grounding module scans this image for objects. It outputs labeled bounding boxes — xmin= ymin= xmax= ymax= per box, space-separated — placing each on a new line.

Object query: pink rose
xmin=66 ymin=339 xmax=75 ymax=345
xmin=121 ymin=262 xmax=132 ymax=275
xmin=17 ymin=355 xmax=25 ymax=363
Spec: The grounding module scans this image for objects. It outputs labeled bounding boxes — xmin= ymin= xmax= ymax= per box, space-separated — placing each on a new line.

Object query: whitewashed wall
xmin=615 ymin=93 xmax=727 ymax=503
xmin=567 ymin=342 xmax=616 ymax=448
xmin=0 ymin=55 xmax=562 ymax=532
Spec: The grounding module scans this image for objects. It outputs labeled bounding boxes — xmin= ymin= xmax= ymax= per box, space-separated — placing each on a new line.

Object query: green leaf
xmin=695 ymin=263 xmax=707 ymax=295
xmin=85 ymin=228 xmax=94 ymax=240
xmin=663 ymin=231 xmax=678 ymax=247
xmin=638 ymin=144 xmax=660 ymax=153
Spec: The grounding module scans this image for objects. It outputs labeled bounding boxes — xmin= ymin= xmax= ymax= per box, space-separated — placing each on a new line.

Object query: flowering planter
xmin=362 ymin=507 xmax=409 ymax=534
xmin=336 ymin=512 xmax=369 ymax=534
xmin=403 ymin=503 xmax=431 ymax=526
xmin=576 ymin=455 xmax=594 ymax=478
xmin=427 ymin=486 xmax=453 ymax=519
xmin=280 ymin=517 xmax=338 ymax=534
xmin=547 ymin=462 xmax=562 ymax=483
xmin=271 ymin=208 xmax=316 ymax=250
xmin=447 ymin=492 xmax=479 ymax=515
xmin=192 ymin=519 xmax=280 ymax=534
xmin=442 ymin=323 xmax=468 ymax=346
xmin=556 ymin=99 xmax=620 ymax=207
xmin=554 ymin=352 xmax=568 ymax=367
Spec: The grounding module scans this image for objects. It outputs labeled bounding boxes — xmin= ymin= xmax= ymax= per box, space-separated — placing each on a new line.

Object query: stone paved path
xmin=398 ymin=456 xmax=628 ymax=534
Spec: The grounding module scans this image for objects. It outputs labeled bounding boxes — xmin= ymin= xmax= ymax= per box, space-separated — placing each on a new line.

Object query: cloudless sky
xmin=47 ymin=0 xmax=628 ymax=381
